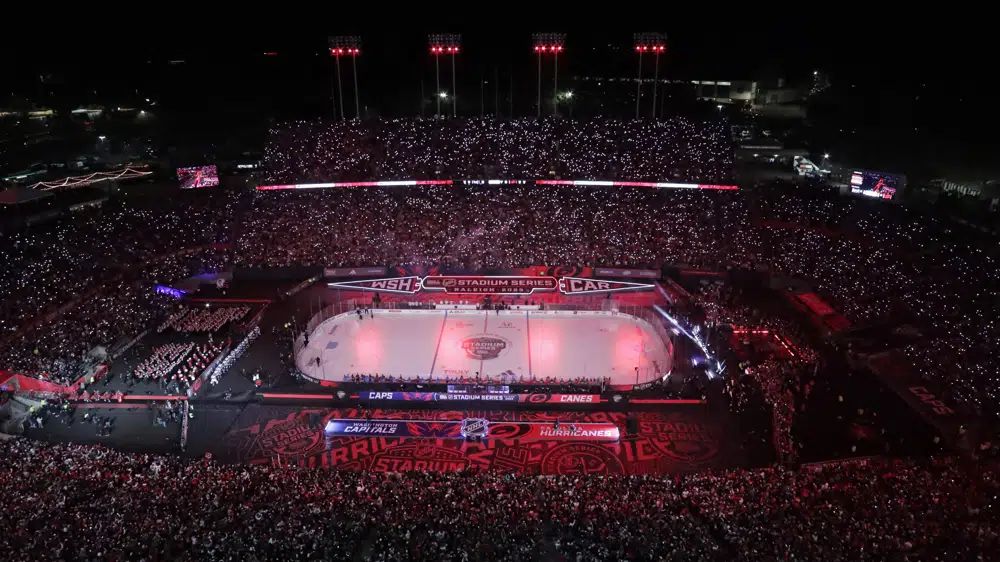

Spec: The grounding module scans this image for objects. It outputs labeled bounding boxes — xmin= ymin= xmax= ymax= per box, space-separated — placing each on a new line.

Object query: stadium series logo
xmin=371 ymin=444 xmax=471 ymax=472
xmin=640 ymin=419 xmax=720 ymax=465
xmin=254 ymin=415 xmax=324 ymax=458
xmin=461 ymin=334 xmax=509 ymax=360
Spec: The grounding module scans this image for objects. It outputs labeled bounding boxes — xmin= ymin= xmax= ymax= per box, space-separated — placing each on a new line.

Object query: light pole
xmin=635 ymin=46 xmax=643 ymax=119
xmin=532 ymin=33 xmax=565 ymax=117
xmin=536 ymin=47 xmax=542 ymax=118
xmin=329 ymin=36 xmax=362 ymax=120
xmin=451 ymin=43 xmax=458 ymax=117
xmin=634 ymin=33 xmax=666 ymax=119
xmin=328 ymin=40 xmax=344 ymax=120
xmin=434 ymin=47 xmax=442 ymax=116
xmin=429 ymin=34 xmax=461 ymax=118
xmin=553 ymin=48 xmax=560 ymax=117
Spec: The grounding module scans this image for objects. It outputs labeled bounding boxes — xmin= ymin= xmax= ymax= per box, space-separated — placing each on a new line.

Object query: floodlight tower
xmin=429 ymin=33 xmax=461 ymax=117
xmin=329 ymin=35 xmax=362 ymax=120
xmin=633 ymin=33 xmax=667 ymax=119
xmin=532 ymin=33 xmax=565 ymax=117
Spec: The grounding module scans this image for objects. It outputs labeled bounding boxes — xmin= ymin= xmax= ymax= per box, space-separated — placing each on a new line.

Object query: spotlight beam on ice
xmin=652 ymin=304 xmax=723 ymax=379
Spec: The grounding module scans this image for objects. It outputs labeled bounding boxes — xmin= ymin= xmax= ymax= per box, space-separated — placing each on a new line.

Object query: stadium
xmin=2 ymin=29 xmax=999 ymax=562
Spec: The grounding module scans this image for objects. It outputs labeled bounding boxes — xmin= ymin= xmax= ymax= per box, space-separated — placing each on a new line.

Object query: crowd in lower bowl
xmin=1 ymin=438 xmax=996 ymax=561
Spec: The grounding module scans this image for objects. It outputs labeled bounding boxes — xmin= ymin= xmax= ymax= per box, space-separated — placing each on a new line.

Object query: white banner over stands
xmin=258 ymin=178 xmax=738 ymax=191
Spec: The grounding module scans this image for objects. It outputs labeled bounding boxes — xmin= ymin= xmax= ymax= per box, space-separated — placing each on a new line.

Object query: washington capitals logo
xmin=404 ymin=421 xmax=462 ymax=438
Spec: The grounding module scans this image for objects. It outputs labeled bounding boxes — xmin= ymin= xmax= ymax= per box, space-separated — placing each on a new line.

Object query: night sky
xmin=2 ymin=16 xmax=997 ymax=178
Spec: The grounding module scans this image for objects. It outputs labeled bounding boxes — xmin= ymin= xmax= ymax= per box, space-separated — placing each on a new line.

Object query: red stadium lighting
xmin=532 ymin=33 xmax=566 ymax=117
xmin=330 ymin=36 xmax=361 ymax=57
xmin=428 ymin=33 xmax=462 ymax=118
xmin=633 ymin=32 xmax=668 ymax=119
xmin=328 ymin=36 xmax=363 ymax=120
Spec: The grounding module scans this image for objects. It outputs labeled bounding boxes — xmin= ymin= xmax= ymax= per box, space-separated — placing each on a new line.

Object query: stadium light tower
xmin=633 ymin=33 xmax=667 ymax=119
xmin=532 ymin=33 xmax=565 ymax=117
xmin=429 ymin=34 xmax=461 ymax=118
xmin=329 ymin=36 xmax=362 ymax=120
xmin=328 ymin=37 xmax=346 ymax=120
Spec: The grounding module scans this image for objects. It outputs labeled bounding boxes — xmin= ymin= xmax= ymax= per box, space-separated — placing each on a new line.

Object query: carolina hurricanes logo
xmin=548 ymin=265 xmax=582 ymax=278
xmin=487 ymin=422 xmax=533 ymax=440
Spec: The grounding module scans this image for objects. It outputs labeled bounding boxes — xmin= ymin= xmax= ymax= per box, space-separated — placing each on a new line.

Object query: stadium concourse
xmin=1 ymin=117 xmax=999 ymax=560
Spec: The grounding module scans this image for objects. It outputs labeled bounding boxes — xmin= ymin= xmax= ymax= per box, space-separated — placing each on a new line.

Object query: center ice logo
xmin=461 ymin=335 xmax=509 ymax=360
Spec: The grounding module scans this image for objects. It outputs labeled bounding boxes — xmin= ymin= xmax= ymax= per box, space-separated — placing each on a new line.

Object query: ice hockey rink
xmin=297 ymin=309 xmax=672 ymax=387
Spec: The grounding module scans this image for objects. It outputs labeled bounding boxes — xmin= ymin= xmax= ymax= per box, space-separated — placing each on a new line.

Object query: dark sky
xmin=3 ymin=15 xmax=997 ymax=177
xmin=4 ymin=20 xmax=994 ymax=102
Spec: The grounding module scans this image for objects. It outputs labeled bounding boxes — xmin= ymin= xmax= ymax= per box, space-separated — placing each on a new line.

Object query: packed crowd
xmin=0 ymin=189 xmax=237 ymax=383
xmin=161 ymin=306 xmax=251 ymax=333
xmin=264 ymin=117 xmax=733 ymax=184
xmin=133 ymin=342 xmax=195 ymax=382
xmin=125 ymin=338 xmax=223 ymax=392
xmin=0 ymin=252 xmax=227 ymax=385
xmin=2 ymin=119 xmax=999 ymax=421
xmin=239 ymin=180 xmax=1000 ymax=417
xmin=1 ymin=438 xmax=996 ymax=561
xmin=237 ymin=184 xmax=739 ymax=270
xmin=173 ymin=341 xmax=224 ymax=391
xmin=123 ymin=337 xmax=226 ymax=394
